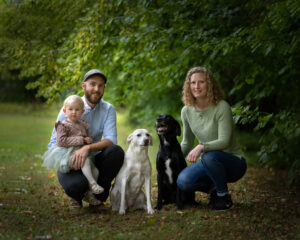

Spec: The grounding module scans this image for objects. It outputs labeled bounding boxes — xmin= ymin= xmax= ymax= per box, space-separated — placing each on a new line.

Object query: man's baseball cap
xmin=83 ymin=69 xmax=107 ymax=83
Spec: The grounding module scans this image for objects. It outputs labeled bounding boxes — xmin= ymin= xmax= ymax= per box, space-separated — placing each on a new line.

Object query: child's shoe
xmin=90 ymin=182 xmax=104 ymax=194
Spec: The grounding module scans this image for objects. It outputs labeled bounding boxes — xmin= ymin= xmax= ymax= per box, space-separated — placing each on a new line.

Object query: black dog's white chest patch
xmin=165 ymin=158 xmax=173 ymax=184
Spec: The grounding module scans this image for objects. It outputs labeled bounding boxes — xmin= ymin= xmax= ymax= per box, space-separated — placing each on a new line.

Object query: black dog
xmin=155 ymin=114 xmax=196 ymax=210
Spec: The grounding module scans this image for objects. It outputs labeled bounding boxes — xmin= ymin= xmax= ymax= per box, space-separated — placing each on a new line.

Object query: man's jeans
xmin=57 ymin=145 xmax=124 ymax=202
xmin=177 ymin=151 xmax=247 ymax=195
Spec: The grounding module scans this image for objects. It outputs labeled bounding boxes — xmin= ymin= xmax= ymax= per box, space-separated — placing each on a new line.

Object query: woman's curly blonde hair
xmin=182 ymin=66 xmax=224 ymax=106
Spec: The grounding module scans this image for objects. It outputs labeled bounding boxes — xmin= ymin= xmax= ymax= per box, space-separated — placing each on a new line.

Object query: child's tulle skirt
xmin=42 ymin=145 xmax=93 ymax=173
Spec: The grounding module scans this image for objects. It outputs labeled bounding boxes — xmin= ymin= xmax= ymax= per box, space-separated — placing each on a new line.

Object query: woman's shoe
xmin=208 ymin=189 xmax=217 ymax=206
xmin=213 ymin=194 xmax=233 ymax=210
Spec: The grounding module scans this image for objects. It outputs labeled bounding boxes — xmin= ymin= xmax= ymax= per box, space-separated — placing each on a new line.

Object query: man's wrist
xmin=84 ymin=144 xmax=91 ymax=152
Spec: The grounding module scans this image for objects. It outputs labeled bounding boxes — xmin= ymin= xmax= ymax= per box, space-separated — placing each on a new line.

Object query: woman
xmin=177 ymin=66 xmax=247 ymax=210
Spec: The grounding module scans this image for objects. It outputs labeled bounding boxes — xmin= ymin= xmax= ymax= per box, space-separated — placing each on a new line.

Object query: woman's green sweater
xmin=181 ymin=100 xmax=244 ymax=159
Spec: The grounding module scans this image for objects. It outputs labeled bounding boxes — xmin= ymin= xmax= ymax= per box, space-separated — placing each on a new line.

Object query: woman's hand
xmin=187 ymin=144 xmax=204 ymax=163
xmin=70 ymin=145 xmax=90 ymax=170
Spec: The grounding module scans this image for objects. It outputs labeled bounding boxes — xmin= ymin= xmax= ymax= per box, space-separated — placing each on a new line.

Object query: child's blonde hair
xmin=63 ymin=95 xmax=84 ymax=109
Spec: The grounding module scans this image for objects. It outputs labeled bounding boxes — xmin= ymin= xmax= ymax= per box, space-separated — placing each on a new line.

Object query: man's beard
xmin=85 ymin=91 xmax=103 ymax=105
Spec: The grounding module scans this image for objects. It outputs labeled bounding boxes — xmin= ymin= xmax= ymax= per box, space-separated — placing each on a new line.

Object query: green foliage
xmin=257 ymin=111 xmax=300 ymax=183
xmin=0 ymin=0 xmax=299 ymax=182
xmin=0 ymin=0 xmax=95 ymax=101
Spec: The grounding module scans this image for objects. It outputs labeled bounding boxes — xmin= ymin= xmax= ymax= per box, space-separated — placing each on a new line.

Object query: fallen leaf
xmin=26 ymin=233 xmax=33 ymax=239
xmin=48 ymin=173 xmax=55 ymax=178
xmin=177 ymin=210 xmax=184 ymax=215
xmin=36 ymin=234 xmax=52 ymax=239
xmin=19 ymin=176 xmax=31 ymax=181
xmin=270 ymin=207 xmax=277 ymax=211
xmin=22 ymin=210 xmax=33 ymax=214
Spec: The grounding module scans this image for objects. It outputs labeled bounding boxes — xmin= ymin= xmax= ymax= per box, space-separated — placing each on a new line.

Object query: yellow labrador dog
xmin=110 ymin=129 xmax=154 ymax=215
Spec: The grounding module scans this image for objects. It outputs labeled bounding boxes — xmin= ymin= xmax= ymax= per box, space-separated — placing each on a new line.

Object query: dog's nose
xmin=144 ymin=139 xmax=149 ymax=145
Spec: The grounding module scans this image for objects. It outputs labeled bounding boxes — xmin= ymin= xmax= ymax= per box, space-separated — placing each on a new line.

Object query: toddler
xmin=43 ymin=95 xmax=104 ymax=201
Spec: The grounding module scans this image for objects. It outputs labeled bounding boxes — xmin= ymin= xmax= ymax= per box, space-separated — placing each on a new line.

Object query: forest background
xmin=0 ymin=0 xmax=299 ymax=183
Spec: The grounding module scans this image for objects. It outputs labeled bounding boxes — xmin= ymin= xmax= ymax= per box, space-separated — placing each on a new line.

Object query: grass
xmin=0 ymin=103 xmax=299 ymax=240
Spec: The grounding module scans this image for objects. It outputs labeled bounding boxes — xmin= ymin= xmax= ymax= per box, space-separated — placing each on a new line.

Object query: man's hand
xmin=187 ymin=144 xmax=204 ymax=163
xmin=70 ymin=145 xmax=90 ymax=170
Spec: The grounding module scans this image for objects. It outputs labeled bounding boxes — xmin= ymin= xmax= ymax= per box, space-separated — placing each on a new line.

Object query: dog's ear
xmin=149 ymin=133 xmax=153 ymax=146
xmin=176 ymin=121 xmax=181 ymax=136
xmin=127 ymin=133 xmax=133 ymax=144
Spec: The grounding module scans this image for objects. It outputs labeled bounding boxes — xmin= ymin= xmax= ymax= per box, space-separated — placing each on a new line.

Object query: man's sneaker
xmin=213 ymin=194 xmax=233 ymax=210
xmin=69 ymin=198 xmax=83 ymax=209
xmin=83 ymin=191 xmax=102 ymax=206
xmin=208 ymin=189 xmax=217 ymax=206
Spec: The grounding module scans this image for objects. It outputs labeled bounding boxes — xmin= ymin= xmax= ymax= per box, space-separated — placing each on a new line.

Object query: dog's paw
xmin=119 ymin=209 xmax=126 ymax=215
xmin=155 ymin=204 xmax=162 ymax=210
xmin=147 ymin=208 xmax=154 ymax=215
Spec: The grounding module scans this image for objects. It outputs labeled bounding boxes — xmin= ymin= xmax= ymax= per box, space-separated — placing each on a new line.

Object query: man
xmin=48 ymin=69 xmax=124 ymax=208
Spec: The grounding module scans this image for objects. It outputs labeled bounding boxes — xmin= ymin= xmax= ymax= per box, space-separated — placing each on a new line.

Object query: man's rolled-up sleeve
xmin=103 ymin=106 xmax=117 ymax=145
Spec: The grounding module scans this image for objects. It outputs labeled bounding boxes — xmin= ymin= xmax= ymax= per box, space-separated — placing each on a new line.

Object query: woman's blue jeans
xmin=177 ymin=151 xmax=247 ymax=195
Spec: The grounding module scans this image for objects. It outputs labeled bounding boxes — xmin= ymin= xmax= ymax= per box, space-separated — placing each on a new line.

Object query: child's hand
xmin=84 ymin=137 xmax=92 ymax=144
